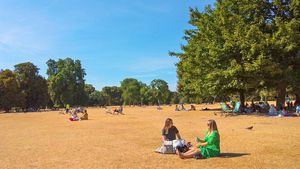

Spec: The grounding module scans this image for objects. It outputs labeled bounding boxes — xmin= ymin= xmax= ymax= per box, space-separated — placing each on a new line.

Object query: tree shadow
xmin=201 ymin=108 xmax=221 ymax=111
xmin=219 ymin=153 xmax=250 ymax=158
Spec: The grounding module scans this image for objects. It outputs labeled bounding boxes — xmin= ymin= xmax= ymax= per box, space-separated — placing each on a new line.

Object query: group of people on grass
xmin=223 ymin=100 xmax=300 ymax=117
xmin=65 ymin=104 xmax=89 ymax=121
xmin=159 ymin=118 xmax=220 ymax=159
xmin=268 ymin=103 xmax=300 ymax=117
xmin=175 ymin=104 xmax=196 ymax=111
xmin=105 ymin=105 xmax=125 ymax=115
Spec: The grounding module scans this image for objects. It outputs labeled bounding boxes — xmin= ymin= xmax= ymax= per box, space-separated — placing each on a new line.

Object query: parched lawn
xmin=0 ymin=104 xmax=299 ymax=169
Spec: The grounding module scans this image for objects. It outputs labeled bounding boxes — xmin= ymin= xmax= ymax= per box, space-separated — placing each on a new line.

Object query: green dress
xmin=198 ymin=130 xmax=220 ymax=158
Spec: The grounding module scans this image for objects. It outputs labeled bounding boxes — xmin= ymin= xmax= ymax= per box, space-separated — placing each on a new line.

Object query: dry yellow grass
xmin=0 ymin=104 xmax=299 ymax=169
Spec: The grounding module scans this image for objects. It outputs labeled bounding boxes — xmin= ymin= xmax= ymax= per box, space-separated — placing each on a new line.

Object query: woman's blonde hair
xmin=163 ymin=118 xmax=173 ymax=134
xmin=207 ymin=119 xmax=218 ymax=133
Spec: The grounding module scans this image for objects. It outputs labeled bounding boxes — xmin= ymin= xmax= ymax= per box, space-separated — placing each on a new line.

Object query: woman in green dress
xmin=178 ymin=119 xmax=220 ymax=159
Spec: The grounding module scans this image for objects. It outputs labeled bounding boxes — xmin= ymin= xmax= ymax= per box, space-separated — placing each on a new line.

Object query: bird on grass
xmin=246 ymin=126 xmax=254 ymax=130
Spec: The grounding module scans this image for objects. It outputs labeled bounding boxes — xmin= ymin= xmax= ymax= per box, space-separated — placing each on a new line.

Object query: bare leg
xmin=178 ymin=148 xmax=201 ymax=159
xmin=177 ymin=147 xmax=196 ymax=156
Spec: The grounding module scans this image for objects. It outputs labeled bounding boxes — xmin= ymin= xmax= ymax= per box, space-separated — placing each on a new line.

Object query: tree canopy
xmin=14 ymin=62 xmax=49 ymax=110
xmin=120 ymin=78 xmax=142 ymax=105
xmin=0 ymin=70 xmax=25 ymax=112
xmin=47 ymin=58 xmax=87 ymax=107
xmin=171 ymin=0 xmax=300 ymax=106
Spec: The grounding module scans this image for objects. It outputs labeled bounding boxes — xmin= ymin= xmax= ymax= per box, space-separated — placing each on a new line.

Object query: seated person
xmin=230 ymin=101 xmax=235 ymax=108
xmin=80 ymin=110 xmax=88 ymax=120
xmin=175 ymin=105 xmax=180 ymax=111
xmin=226 ymin=102 xmax=232 ymax=109
xmin=180 ymin=104 xmax=187 ymax=111
xmin=113 ymin=106 xmax=124 ymax=114
xmin=281 ymin=108 xmax=288 ymax=116
xmin=296 ymin=105 xmax=300 ymax=116
xmin=177 ymin=119 xmax=220 ymax=159
xmin=268 ymin=105 xmax=278 ymax=116
xmin=69 ymin=111 xmax=79 ymax=121
xmin=162 ymin=118 xmax=181 ymax=142
xmin=157 ymin=105 xmax=163 ymax=110
xmin=190 ymin=105 xmax=196 ymax=111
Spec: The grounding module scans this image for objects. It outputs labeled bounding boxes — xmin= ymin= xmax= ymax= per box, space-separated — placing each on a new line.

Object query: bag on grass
xmin=155 ymin=140 xmax=186 ymax=154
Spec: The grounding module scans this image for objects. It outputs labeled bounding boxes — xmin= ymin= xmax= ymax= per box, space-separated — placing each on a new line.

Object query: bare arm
xmin=162 ymin=136 xmax=167 ymax=142
xmin=194 ymin=142 xmax=208 ymax=147
xmin=176 ymin=132 xmax=182 ymax=140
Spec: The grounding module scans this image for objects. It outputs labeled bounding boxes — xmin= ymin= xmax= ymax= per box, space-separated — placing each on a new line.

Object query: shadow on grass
xmin=219 ymin=153 xmax=250 ymax=158
xmin=0 ymin=110 xmax=57 ymax=114
xmin=201 ymin=108 xmax=222 ymax=111
xmin=212 ymin=111 xmax=271 ymax=117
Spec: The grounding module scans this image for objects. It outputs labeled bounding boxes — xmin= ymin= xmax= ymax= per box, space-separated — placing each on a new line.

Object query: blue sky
xmin=0 ymin=0 xmax=214 ymax=91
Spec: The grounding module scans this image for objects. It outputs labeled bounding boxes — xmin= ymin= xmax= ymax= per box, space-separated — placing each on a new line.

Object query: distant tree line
xmin=0 ymin=58 xmax=179 ymax=112
xmin=0 ymin=63 xmax=49 ymax=112
xmin=170 ymin=0 xmax=300 ymax=107
xmin=86 ymin=78 xmax=180 ymax=107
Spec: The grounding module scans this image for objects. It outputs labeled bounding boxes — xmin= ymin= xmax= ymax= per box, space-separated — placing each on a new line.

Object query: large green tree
xmin=0 ymin=70 xmax=25 ymax=112
xmin=139 ymin=82 xmax=152 ymax=105
xmin=88 ymin=90 xmax=105 ymax=106
xmin=47 ymin=58 xmax=87 ymax=107
xmin=101 ymin=86 xmax=123 ymax=106
xmin=120 ymin=78 xmax=141 ymax=105
xmin=263 ymin=0 xmax=300 ymax=107
xmin=150 ymin=79 xmax=171 ymax=105
xmin=85 ymin=84 xmax=96 ymax=95
xmin=14 ymin=62 xmax=49 ymax=110
xmin=171 ymin=0 xmax=300 ymax=107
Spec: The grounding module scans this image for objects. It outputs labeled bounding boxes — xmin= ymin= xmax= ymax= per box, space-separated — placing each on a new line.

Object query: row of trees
xmin=86 ymin=78 xmax=179 ymax=106
xmin=0 ymin=63 xmax=49 ymax=112
xmin=171 ymin=0 xmax=300 ymax=107
xmin=0 ymin=58 xmax=179 ymax=112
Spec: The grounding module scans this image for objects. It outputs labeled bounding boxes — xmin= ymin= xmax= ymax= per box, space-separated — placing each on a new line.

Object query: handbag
xmin=172 ymin=139 xmax=185 ymax=148
xmin=162 ymin=141 xmax=176 ymax=154
xmin=155 ymin=140 xmax=186 ymax=154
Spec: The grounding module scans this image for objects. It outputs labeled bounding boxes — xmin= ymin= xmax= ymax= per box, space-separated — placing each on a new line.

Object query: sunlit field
xmin=0 ymin=104 xmax=299 ymax=169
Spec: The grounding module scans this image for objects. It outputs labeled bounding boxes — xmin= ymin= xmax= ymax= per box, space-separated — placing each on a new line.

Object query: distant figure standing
xmin=65 ymin=104 xmax=70 ymax=114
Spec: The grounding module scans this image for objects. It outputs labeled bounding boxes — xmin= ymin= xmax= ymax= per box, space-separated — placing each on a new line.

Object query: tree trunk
xmin=239 ymin=91 xmax=245 ymax=108
xmin=276 ymin=81 xmax=287 ymax=108
xmin=4 ymin=107 xmax=10 ymax=113
xmin=295 ymin=93 xmax=300 ymax=106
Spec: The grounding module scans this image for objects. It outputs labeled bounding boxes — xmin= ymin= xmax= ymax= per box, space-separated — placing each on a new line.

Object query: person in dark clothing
xmin=162 ymin=118 xmax=182 ymax=141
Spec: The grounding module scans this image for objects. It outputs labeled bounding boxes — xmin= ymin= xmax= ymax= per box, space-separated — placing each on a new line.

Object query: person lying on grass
xmin=113 ymin=106 xmax=124 ymax=115
xmin=177 ymin=119 xmax=220 ymax=159
xmin=162 ymin=118 xmax=182 ymax=142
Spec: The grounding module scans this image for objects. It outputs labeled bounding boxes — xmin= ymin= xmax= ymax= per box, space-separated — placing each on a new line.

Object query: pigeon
xmin=246 ymin=126 xmax=254 ymax=130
